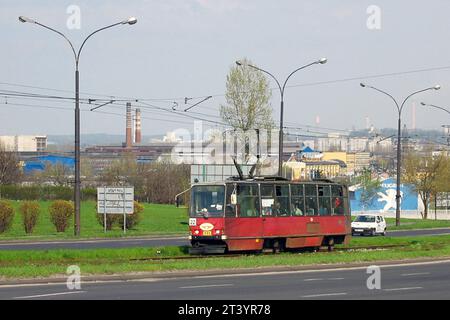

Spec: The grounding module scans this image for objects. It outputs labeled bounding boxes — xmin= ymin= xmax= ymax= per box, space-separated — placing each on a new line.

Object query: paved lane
xmin=1 ymin=260 xmax=449 ymax=300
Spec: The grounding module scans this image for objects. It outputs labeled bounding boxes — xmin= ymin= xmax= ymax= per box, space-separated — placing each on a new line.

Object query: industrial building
xmin=0 ymin=135 xmax=47 ymax=152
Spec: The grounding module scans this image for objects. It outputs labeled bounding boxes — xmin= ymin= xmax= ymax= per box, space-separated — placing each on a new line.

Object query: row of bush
xmin=0 ymin=200 xmax=143 ymax=234
xmin=0 ymin=185 xmax=97 ymax=201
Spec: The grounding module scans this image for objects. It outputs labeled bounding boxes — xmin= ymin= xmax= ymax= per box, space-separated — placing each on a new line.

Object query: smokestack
xmin=135 ymin=108 xmax=141 ymax=144
xmin=126 ymin=102 xmax=132 ymax=148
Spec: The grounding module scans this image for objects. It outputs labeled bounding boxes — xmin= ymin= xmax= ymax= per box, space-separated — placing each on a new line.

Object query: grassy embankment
xmin=0 ymin=201 xmax=188 ymax=240
xmin=1 ymin=235 xmax=450 ymax=279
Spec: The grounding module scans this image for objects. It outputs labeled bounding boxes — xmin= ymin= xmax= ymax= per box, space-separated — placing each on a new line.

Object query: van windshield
xmin=354 ymin=215 xmax=376 ymax=223
xmin=190 ymin=185 xmax=225 ymax=218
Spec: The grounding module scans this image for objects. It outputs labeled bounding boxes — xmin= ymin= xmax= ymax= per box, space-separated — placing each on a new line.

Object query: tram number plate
xmin=203 ymin=231 xmax=212 ymax=236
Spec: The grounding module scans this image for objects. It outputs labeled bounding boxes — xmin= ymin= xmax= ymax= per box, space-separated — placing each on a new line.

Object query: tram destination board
xmin=97 ymin=187 xmax=134 ymax=214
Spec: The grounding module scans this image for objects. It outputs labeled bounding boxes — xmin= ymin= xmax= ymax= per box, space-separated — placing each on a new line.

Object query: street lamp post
xmin=236 ymin=58 xmax=327 ymax=177
xmin=19 ymin=16 xmax=137 ymax=236
xmin=360 ymin=83 xmax=440 ymax=226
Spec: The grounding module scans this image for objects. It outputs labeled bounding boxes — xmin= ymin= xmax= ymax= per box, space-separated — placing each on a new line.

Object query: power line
xmin=3 ymin=63 xmax=450 ymax=102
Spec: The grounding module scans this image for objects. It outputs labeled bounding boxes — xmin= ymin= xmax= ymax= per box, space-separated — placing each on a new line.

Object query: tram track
xmin=129 ymin=244 xmax=408 ymax=262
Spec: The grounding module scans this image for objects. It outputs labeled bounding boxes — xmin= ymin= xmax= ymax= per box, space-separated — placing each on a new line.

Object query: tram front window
xmin=190 ymin=185 xmax=225 ymax=218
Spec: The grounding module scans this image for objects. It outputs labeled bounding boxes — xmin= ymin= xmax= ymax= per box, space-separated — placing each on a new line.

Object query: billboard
xmin=350 ymin=178 xmax=419 ymax=212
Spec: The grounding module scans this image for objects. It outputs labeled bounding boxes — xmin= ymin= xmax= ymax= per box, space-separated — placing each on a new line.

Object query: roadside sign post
xmin=97 ymin=187 xmax=134 ymax=235
xmin=103 ymin=188 xmax=107 ymax=233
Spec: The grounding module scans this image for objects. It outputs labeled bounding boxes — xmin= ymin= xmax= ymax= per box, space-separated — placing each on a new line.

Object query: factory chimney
xmin=135 ymin=108 xmax=142 ymax=144
xmin=126 ymin=102 xmax=132 ymax=148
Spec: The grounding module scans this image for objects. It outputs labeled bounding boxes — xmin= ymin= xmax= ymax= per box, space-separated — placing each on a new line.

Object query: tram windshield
xmin=190 ymin=185 xmax=225 ymax=218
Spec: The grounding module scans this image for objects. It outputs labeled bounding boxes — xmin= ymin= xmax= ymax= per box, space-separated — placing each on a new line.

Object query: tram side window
xmin=318 ymin=185 xmax=332 ymax=216
xmin=237 ymin=184 xmax=260 ymax=217
xmin=290 ymin=184 xmax=305 ymax=216
xmin=275 ymin=185 xmax=290 ymax=216
xmin=332 ymin=185 xmax=345 ymax=215
xmin=305 ymin=184 xmax=318 ymax=216
xmin=261 ymin=184 xmax=275 ymax=216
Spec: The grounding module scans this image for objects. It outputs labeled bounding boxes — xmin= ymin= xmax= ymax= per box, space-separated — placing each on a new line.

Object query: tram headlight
xmin=194 ymin=230 xmax=199 ymax=235
xmin=215 ymin=230 xmax=221 ymax=235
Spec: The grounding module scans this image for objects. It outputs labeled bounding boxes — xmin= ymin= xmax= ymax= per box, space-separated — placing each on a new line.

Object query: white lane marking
xmin=383 ymin=287 xmax=423 ymax=292
xmin=2 ymin=259 xmax=449 ymax=289
xmin=302 ymin=292 xmax=347 ymax=298
xmin=327 ymin=278 xmax=345 ymax=280
xmin=401 ymin=272 xmax=430 ymax=277
xmin=190 ymin=259 xmax=450 ymax=280
xmin=179 ymin=284 xmax=234 ymax=289
xmin=14 ymin=291 xmax=86 ymax=299
xmin=303 ymin=278 xmax=323 ymax=282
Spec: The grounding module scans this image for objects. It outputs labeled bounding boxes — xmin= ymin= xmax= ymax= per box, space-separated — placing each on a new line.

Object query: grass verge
xmin=385 ymin=217 xmax=450 ymax=230
xmin=0 ymin=201 xmax=188 ymax=240
xmin=1 ymin=235 xmax=449 ymax=279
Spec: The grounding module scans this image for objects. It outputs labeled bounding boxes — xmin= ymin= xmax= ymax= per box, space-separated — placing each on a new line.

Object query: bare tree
xmin=0 ymin=144 xmax=22 ymax=184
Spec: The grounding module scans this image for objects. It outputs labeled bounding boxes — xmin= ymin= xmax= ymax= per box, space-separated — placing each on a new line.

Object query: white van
xmin=351 ymin=214 xmax=386 ymax=236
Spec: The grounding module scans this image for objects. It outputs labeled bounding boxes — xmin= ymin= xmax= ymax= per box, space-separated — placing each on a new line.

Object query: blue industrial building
xmin=22 ymin=155 xmax=75 ymax=174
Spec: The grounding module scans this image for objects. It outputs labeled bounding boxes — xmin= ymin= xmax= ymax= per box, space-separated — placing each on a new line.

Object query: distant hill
xmin=47 ymin=134 xmax=164 ymax=147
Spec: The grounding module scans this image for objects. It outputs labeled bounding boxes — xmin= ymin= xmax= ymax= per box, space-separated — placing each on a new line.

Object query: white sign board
xmin=97 ymin=187 xmax=134 ymax=214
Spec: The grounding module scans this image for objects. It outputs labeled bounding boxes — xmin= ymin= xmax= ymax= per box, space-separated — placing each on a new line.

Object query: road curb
xmin=1 ymin=256 xmax=449 ymax=286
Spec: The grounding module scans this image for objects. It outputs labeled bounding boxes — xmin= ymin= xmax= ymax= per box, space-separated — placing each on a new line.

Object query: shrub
xmin=96 ymin=212 xmax=119 ymax=231
xmin=49 ymin=200 xmax=74 ymax=232
xmin=0 ymin=200 xmax=15 ymax=233
xmin=118 ymin=201 xmax=144 ymax=230
xmin=19 ymin=201 xmax=40 ymax=234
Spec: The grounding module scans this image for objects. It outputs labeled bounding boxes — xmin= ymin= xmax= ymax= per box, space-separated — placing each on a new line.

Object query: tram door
xmin=260 ymin=184 xmax=291 ymax=237
xmin=225 ymin=183 xmax=263 ymax=242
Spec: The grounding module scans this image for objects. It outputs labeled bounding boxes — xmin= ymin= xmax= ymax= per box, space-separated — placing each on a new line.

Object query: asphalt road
xmin=0 ymin=228 xmax=449 ymax=251
xmin=1 ymin=260 xmax=449 ymax=300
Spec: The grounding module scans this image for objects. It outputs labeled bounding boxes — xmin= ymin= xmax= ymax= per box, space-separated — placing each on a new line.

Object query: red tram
xmin=187 ymin=176 xmax=351 ymax=254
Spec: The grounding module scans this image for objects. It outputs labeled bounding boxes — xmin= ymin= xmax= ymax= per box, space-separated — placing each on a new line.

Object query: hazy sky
xmin=1 ymin=0 xmax=450 ymax=137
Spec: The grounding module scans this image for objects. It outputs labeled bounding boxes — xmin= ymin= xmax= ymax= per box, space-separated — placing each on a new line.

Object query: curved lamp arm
xmin=360 ymin=83 xmax=400 ymax=114
xmin=400 ymin=86 xmax=440 ymax=115
xmin=282 ymin=58 xmax=327 ymax=94
xmin=420 ymin=102 xmax=450 ymax=115
xmin=19 ymin=16 xmax=137 ymax=68
xmin=19 ymin=17 xmax=77 ymax=63
xmin=77 ymin=21 xmax=124 ymax=64
xmin=236 ymin=61 xmax=282 ymax=96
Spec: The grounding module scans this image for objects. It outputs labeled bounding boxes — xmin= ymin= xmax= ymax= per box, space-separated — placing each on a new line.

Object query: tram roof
xmin=192 ymin=176 xmax=340 ymax=185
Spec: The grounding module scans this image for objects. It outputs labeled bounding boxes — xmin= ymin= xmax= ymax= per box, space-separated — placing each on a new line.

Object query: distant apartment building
xmin=322 ymin=151 xmax=371 ymax=175
xmin=0 ymin=135 xmax=47 ymax=152
xmin=313 ymin=134 xmax=393 ymax=153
